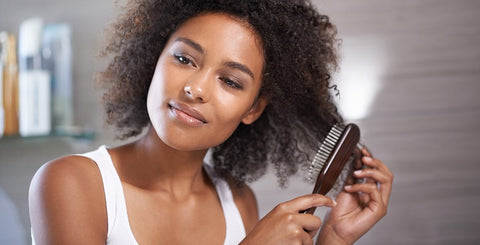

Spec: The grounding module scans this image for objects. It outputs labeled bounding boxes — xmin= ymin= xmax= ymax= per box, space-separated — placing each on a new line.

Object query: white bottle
xmin=18 ymin=18 xmax=51 ymax=137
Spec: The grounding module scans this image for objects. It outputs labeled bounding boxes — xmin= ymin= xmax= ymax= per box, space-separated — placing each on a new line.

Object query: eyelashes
xmin=173 ymin=53 xmax=196 ymax=67
xmin=220 ymin=77 xmax=243 ymax=90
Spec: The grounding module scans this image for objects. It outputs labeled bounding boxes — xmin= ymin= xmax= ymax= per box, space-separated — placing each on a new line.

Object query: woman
xmin=29 ymin=0 xmax=393 ymax=244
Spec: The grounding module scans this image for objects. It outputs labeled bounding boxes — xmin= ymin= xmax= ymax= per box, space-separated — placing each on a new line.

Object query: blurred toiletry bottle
xmin=18 ymin=18 xmax=51 ymax=137
xmin=0 ymin=35 xmax=4 ymax=138
xmin=42 ymin=23 xmax=74 ymax=135
xmin=0 ymin=31 xmax=19 ymax=137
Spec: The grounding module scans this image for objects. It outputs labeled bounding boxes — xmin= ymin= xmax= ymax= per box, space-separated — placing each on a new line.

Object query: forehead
xmin=174 ymin=12 xmax=262 ymax=45
xmin=168 ymin=13 xmax=265 ymax=71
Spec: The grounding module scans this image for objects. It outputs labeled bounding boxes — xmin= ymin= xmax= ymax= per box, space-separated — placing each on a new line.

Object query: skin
xmin=29 ymin=13 xmax=393 ymax=245
xmin=315 ymin=148 xmax=394 ymax=245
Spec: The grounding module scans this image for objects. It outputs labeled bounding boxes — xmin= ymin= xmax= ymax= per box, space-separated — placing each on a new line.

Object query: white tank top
xmin=80 ymin=145 xmax=247 ymax=245
xmin=31 ymin=145 xmax=246 ymax=245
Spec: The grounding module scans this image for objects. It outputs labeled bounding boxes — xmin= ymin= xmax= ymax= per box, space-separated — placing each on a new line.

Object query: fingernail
xmin=344 ymin=185 xmax=352 ymax=190
xmin=363 ymin=156 xmax=372 ymax=161
xmin=354 ymin=170 xmax=363 ymax=175
xmin=332 ymin=199 xmax=337 ymax=206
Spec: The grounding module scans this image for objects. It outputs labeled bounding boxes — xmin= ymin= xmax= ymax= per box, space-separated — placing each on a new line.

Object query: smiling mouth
xmin=168 ymin=102 xmax=207 ymax=126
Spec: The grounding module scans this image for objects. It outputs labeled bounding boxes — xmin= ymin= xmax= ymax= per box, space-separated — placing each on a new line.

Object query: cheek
xmin=211 ymin=98 xmax=252 ymax=135
xmin=147 ymin=63 xmax=173 ymax=130
xmin=146 ymin=77 xmax=163 ymax=122
xmin=147 ymin=62 xmax=177 ymax=109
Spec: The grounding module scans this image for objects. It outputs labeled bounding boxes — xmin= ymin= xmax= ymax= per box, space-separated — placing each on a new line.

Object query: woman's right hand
xmin=240 ymin=194 xmax=336 ymax=245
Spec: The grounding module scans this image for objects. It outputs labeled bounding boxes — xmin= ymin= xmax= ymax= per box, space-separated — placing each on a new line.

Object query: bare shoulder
xmin=29 ymin=154 xmax=107 ymax=244
xmin=29 ymin=154 xmax=105 ymax=202
xmin=229 ymin=182 xmax=259 ymax=233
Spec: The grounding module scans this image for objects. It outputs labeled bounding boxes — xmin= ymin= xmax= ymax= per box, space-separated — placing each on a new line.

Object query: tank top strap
xmin=204 ymin=164 xmax=247 ymax=245
xmin=78 ymin=145 xmax=138 ymax=245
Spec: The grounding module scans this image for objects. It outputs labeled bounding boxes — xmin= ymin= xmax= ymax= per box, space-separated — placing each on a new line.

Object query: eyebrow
xmin=175 ymin=37 xmax=204 ymax=54
xmin=224 ymin=61 xmax=255 ymax=79
xmin=174 ymin=37 xmax=255 ymax=79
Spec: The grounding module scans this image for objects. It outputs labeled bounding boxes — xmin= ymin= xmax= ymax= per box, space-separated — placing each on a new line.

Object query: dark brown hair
xmin=99 ymin=0 xmax=342 ymax=186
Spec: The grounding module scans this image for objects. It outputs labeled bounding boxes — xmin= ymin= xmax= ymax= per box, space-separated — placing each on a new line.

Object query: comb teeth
xmin=307 ymin=124 xmax=345 ymax=182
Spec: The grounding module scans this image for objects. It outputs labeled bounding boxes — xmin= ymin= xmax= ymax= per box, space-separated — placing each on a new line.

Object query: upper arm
xmin=29 ymin=156 xmax=107 ymax=245
xmin=231 ymin=183 xmax=259 ymax=233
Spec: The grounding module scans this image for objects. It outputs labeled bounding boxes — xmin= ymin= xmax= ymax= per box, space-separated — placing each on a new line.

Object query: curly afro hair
xmin=98 ymin=0 xmax=343 ymax=186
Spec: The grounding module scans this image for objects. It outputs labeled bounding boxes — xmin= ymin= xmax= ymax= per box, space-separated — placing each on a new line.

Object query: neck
xmin=116 ymin=127 xmax=210 ymax=197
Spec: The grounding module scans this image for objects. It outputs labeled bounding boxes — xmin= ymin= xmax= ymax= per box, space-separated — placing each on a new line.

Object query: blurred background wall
xmin=1 ymin=0 xmax=479 ymax=244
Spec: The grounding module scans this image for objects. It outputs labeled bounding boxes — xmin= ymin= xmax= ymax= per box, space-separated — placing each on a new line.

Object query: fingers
xmin=359 ymin=153 xmax=393 ymax=205
xmin=360 ymin=148 xmax=393 ymax=179
xmin=278 ymin=194 xmax=336 ymax=213
xmin=344 ymin=183 xmax=385 ymax=216
xmin=360 ymin=147 xmax=372 ymax=158
xmin=271 ymin=194 xmax=334 ymax=242
xmin=348 ymin=147 xmax=393 ymax=209
xmin=289 ymin=228 xmax=315 ymax=245
xmin=280 ymin=213 xmax=320 ymax=244
xmin=298 ymin=213 xmax=322 ymax=237
xmin=344 ymin=183 xmax=382 ymax=203
xmin=280 ymin=213 xmax=322 ymax=241
xmin=353 ymin=166 xmax=389 ymax=184
xmin=301 ymin=231 xmax=315 ymax=245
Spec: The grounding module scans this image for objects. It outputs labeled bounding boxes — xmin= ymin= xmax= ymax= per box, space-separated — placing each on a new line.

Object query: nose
xmin=183 ymin=68 xmax=212 ymax=102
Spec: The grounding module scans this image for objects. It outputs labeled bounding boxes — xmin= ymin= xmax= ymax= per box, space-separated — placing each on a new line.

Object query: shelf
xmin=0 ymin=129 xmax=96 ymax=142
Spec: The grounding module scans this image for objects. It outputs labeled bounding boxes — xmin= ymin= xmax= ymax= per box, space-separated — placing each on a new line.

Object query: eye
xmin=173 ymin=53 xmax=195 ymax=67
xmin=220 ymin=77 xmax=243 ymax=90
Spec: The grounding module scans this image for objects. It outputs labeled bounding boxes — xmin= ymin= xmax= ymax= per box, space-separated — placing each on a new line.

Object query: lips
xmin=168 ymin=101 xmax=207 ymax=126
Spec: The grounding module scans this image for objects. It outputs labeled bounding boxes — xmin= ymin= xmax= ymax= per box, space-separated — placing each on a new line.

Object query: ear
xmin=241 ymin=96 xmax=269 ymax=125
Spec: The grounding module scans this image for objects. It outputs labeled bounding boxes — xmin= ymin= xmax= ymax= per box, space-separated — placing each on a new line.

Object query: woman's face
xmin=147 ymin=13 xmax=266 ymax=151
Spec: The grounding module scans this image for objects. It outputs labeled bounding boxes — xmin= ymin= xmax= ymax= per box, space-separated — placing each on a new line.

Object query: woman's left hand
xmin=316 ymin=147 xmax=394 ymax=245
